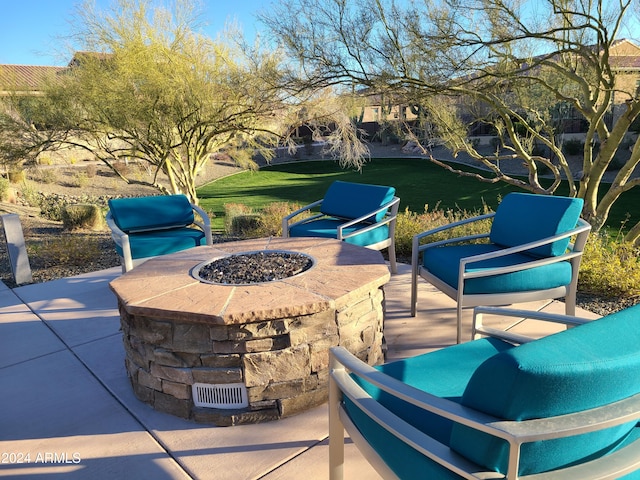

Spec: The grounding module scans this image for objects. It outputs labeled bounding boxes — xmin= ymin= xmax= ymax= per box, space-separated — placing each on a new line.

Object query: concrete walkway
xmin=0 ymin=263 xmax=599 ymax=479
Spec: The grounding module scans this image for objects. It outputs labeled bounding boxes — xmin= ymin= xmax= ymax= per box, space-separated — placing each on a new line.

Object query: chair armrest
xmin=336 ymin=196 xmax=400 ymax=239
xmin=282 ymin=199 xmax=324 ymax=237
xmin=413 ymin=217 xmax=590 ymax=266
xmin=472 ymin=306 xmax=595 ymax=343
xmin=456 ymin=219 xmax=591 ymax=280
xmin=330 ymin=346 xmax=498 ymax=478
xmin=465 ymin=219 xmax=591 ymax=264
xmin=284 ymin=199 xmax=324 ymax=221
xmin=106 ymin=210 xmax=127 ymax=244
xmin=106 ymin=210 xmax=134 ymax=271
xmin=283 ymin=197 xmax=400 ymax=240
xmin=411 ymin=213 xmax=495 ymax=268
xmin=413 ymin=212 xmax=495 ymax=245
xmin=339 ymin=196 xmax=400 ymax=226
xmin=191 ymin=204 xmax=213 ymax=245
xmin=330 ymin=345 xmax=640 ymax=480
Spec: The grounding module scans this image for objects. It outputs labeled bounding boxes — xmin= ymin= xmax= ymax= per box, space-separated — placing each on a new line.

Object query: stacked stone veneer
xmin=110 ymin=237 xmax=390 ymax=426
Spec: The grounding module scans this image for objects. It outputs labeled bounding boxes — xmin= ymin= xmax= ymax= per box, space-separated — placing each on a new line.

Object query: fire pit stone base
xmin=111 ymin=237 xmax=390 ymax=426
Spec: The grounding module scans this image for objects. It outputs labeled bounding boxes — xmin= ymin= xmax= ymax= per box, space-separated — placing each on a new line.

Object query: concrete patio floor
xmin=0 ymin=262 xmax=600 ymax=479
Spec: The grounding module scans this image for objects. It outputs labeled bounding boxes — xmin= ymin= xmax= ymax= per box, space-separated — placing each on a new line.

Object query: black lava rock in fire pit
xmin=197 ymin=251 xmax=314 ymax=284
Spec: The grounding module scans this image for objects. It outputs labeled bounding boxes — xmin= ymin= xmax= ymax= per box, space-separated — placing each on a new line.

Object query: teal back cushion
xmin=490 ymin=193 xmax=583 ymax=257
xmin=450 ymin=304 xmax=640 ymax=475
xmin=320 ymin=181 xmax=395 ymax=223
xmin=108 ymin=194 xmax=195 ymax=233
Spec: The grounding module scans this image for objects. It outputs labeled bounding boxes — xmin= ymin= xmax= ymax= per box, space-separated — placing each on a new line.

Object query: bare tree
xmin=264 ymin=0 xmax=640 ymax=243
xmin=0 ymin=0 xmax=367 ymax=203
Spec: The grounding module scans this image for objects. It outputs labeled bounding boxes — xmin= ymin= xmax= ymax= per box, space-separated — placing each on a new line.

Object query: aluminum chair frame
xmin=106 ymin=203 xmax=212 ymax=272
xmin=329 ymin=307 xmax=640 ymax=480
xmin=283 ymin=196 xmax=400 ymax=274
xmin=411 ymin=213 xmax=592 ymax=343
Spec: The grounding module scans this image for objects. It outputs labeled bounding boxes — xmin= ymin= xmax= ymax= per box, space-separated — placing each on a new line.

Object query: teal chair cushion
xmin=320 ymin=181 xmax=395 ymax=223
xmin=490 ymin=193 xmax=583 ymax=258
xmin=423 ymin=244 xmax=573 ymax=294
xmin=450 ymin=304 xmax=640 ymax=476
xmin=289 ymin=218 xmax=390 ymax=247
xmin=344 ymin=337 xmax=515 ymax=479
xmin=108 ymin=194 xmax=195 ymax=233
xmin=114 ymin=227 xmax=207 ymax=259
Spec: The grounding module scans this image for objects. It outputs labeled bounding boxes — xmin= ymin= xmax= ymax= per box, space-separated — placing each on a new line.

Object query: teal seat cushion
xmin=343 ymin=337 xmax=515 ymax=479
xmin=289 ymin=218 xmax=389 ymax=247
xmin=450 ymin=304 xmax=640 ymax=476
xmin=114 ymin=227 xmax=207 ymax=259
xmin=108 ymin=194 xmax=195 ymax=233
xmin=490 ymin=193 xmax=583 ymax=258
xmin=423 ymin=244 xmax=572 ymax=294
xmin=320 ymin=181 xmax=395 ymax=223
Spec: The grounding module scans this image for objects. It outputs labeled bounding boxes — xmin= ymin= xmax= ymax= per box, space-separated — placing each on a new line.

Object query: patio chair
xmin=329 ymin=304 xmax=640 ymax=480
xmin=411 ymin=192 xmax=591 ymax=343
xmin=282 ymin=181 xmax=400 ymax=273
xmin=106 ymin=194 xmax=212 ymax=272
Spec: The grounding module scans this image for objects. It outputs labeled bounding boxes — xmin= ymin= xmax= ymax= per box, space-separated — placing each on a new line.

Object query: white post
xmin=1 ymin=214 xmax=32 ymax=285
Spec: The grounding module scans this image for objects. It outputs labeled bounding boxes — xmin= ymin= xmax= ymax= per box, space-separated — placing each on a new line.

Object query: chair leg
xmin=456 ymin=303 xmax=463 ymax=344
xmin=411 ymin=239 xmax=420 ymax=316
xmin=564 ymin=268 xmax=580 ymax=330
xmin=411 ymin=266 xmax=418 ymax=317
xmin=388 ymin=244 xmax=397 ymax=274
xmin=118 ymin=256 xmax=128 ymax=273
xmin=565 ymin=285 xmax=577 ymax=317
xmin=329 ymin=356 xmax=345 ymax=480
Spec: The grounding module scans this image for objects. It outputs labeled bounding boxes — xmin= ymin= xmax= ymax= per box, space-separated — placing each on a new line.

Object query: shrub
xmin=562 ymin=139 xmax=584 ymax=156
xmin=224 ymin=203 xmax=255 ymax=235
xmin=394 ymin=203 xmax=494 ymax=257
xmin=578 ymin=231 xmax=640 ymax=298
xmin=85 ymin=164 xmax=97 ymax=178
xmin=532 ymin=143 xmax=550 ymax=157
xmin=0 ymin=177 xmax=9 ymax=201
xmin=39 ymin=195 xmax=65 ymax=221
xmin=28 ymin=233 xmax=102 ymax=268
xmin=36 ymin=168 xmax=59 ymax=184
xmin=113 ymin=161 xmax=130 ymax=176
xmin=257 ymin=202 xmax=306 ymax=237
xmin=230 ymin=214 xmax=262 ymax=236
xmin=224 ymin=202 xmax=313 ymax=238
xmin=61 ymin=204 xmax=105 ymax=231
xmin=536 ymin=161 xmax=553 ymax=176
xmin=71 ymin=172 xmax=90 ymax=188
xmin=20 ymin=181 xmax=41 ymax=207
xmin=8 ymin=170 xmax=25 ymax=183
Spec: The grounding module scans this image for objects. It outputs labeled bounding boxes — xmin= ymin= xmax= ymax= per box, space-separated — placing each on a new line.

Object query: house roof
xmin=609 ymin=56 xmax=640 ymax=70
xmin=69 ymin=51 xmax=112 ymax=65
xmin=0 ymin=64 xmax=66 ymax=93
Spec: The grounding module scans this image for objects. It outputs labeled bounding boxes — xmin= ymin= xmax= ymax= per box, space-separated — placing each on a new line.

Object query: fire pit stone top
xmin=109 ymin=236 xmax=391 ymax=325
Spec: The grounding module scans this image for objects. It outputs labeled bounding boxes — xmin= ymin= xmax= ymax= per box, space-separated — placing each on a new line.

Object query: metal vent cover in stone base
xmin=192 ymin=383 xmax=249 ymax=409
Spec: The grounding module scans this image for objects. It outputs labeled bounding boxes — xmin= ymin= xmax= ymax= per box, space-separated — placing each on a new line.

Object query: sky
xmin=0 ymin=0 xmax=273 ymax=66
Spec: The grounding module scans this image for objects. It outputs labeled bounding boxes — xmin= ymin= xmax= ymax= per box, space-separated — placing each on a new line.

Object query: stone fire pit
xmin=109 ymin=237 xmax=390 ymax=426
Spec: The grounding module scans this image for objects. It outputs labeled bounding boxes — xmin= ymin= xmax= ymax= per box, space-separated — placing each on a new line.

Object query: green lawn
xmin=197 ymin=158 xmax=639 ymax=233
